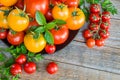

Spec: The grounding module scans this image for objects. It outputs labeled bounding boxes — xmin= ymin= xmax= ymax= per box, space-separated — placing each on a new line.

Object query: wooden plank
xmin=20 ymin=60 xmax=120 ymax=80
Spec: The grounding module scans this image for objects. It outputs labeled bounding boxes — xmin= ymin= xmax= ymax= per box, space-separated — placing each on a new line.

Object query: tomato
xmin=89 ymin=23 xmax=99 ymax=31
xmin=102 ymin=11 xmax=111 ymax=22
xmin=86 ymin=38 xmax=95 ymax=48
xmin=65 ymin=0 xmax=79 ymax=8
xmin=89 ymin=13 xmax=100 ymax=23
xmin=0 ymin=28 xmax=7 ymax=39
xmin=24 ymin=62 xmax=36 ymax=74
xmin=51 ymin=25 xmax=69 ymax=45
xmin=0 ymin=0 xmax=17 ymax=6
xmin=24 ymin=0 xmax=49 ymax=18
xmin=46 ymin=62 xmax=58 ymax=74
xmin=0 ymin=7 xmax=10 ymax=29
xmin=0 ymin=4 xmax=3 ymax=7
xmin=90 ymin=4 xmax=100 ymax=13
xmin=7 ymin=9 xmax=29 ymax=32
xmin=50 ymin=0 xmax=61 ymax=6
xmin=83 ymin=29 xmax=93 ymax=39
xmin=52 ymin=4 xmax=69 ymax=21
xmin=66 ymin=8 xmax=85 ymax=30
xmin=45 ymin=44 xmax=56 ymax=54
xmin=14 ymin=0 xmax=24 ymax=9
xmin=100 ymin=22 xmax=110 ymax=30
xmin=15 ymin=54 xmax=27 ymax=65
xmin=7 ymin=31 xmax=24 ymax=45
xmin=24 ymin=33 xmax=46 ymax=53
xmin=10 ymin=63 xmax=22 ymax=76
xmin=95 ymin=38 xmax=105 ymax=47
xmin=45 ymin=9 xmax=54 ymax=22
xmin=99 ymin=30 xmax=110 ymax=39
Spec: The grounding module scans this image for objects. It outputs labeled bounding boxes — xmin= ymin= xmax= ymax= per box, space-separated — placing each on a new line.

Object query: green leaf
xmin=44 ymin=30 xmax=54 ymax=45
xmin=53 ymin=19 xmax=66 ymax=25
xmin=34 ymin=54 xmax=44 ymax=62
xmin=35 ymin=11 xmax=46 ymax=25
xmin=82 ymin=7 xmax=90 ymax=22
xmin=45 ymin=22 xmax=56 ymax=30
xmin=4 ymin=58 xmax=14 ymax=67
xmin=80 ymin=0 xmax=84 ymax=6
xmin=34 ymin=26 xmax=45 ymax=34
xmin=0 ymin=53 xmax=6 ymax=62
xmin=86 ymin=0 xmax=100 ymax=4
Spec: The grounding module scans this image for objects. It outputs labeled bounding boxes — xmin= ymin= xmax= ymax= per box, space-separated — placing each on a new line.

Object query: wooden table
xmin=0 ymin=0 xmax=120 ymax=80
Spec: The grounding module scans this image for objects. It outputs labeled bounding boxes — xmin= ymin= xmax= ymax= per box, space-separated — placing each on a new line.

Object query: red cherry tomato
xmin=89 ymin=13 xmax=100 ymax=23
xmin=15 ymin=54 xmax=27 ymax=65
xmin=99 ymin=30 xmax=110 ymax=39
xmin=45 ymin=9 xmax=54 ymax=22
xmin=24 ymin=62 xmax=36 ymax=74
xmin=83 ymin=29 xmax=93 ymax=39
xmin=86 ymin=38 xmax=95 ymax=48
xmin=50 ymin=0 xmax=61 ymax=6
xmin=46 ymin=62 xmax=58 ymax=74
xmin=0 ymin=28 xmax=7 ymax=39
xmin=65 ymin=0 xmax=79 ymax=8
xmin=90 ymin=4 xmax=100 ymax=13
xmin=7 ymin=31 xmax=24 ymax=45
xmin=89 ymin=23 xmax=99 ymax=31
xmin=10 ymin=63 xmax=22 ymax=76
xmin=51 ymin=25 xmax=69 ymax=45
xmin=102 ymin=11 xmax=111 ymax=22
xmin=95 ymin=38 xmax=105 ymax=47
xmin=100 ymin=21 xmax=110 ymax=30
xmin=14 ymin=0 xmax=24 ymax=9
xmin=45 ymin=44 xmax=56 ymax=54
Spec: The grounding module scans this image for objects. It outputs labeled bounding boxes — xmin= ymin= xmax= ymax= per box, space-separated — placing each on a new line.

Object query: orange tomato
xmin=0 ymin=0 xmax=18 ymax=6
xmin=7 ymin=9 xmax=29 ymax=32
xmin=52 ymin=4 xmax=69 ymax=21
xmin=66 ymin=7 xmax=85 ymax=30
xmin=24 ymin=33 xmax=46 ymax=53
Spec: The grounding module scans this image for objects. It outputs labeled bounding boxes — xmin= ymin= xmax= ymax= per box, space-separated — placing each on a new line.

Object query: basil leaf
xmin=53 ymin=19 xmax=66 ymax=25
xmin=0 ymin=53 xmax=6 ymax=62
xmin=34 ymin=26 xmax=45 ymax=34
xmin=35 ymin=11 xmax=46 ymax=25
xmin=45 ymin=22 xmax=56 ymax=30
xmin=44 ymin=30 xmax=54 ymax=45
xmin=34 ymin=54 xmax=44 ymax=62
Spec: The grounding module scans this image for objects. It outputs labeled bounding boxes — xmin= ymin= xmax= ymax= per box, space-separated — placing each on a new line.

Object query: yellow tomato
xmin=66 ymin=8 xmax=85 ymax=30
xmin=0 ymin=7 xmax=10 ymax=29
xmin=7 ymin=9 xmax=29 ymax=32
xmin=24 ymin=33 xmax=46 ymax=53
xmin=0 ymin=0 xmax=18 ymax=6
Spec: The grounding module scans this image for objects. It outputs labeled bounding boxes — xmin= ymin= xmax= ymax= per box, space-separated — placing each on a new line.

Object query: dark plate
xmin=1 ymin=30 xmax=79 ymax=54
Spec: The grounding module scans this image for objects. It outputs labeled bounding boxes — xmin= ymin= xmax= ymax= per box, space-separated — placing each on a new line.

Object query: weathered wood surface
xmin=0 ymin=0 xmax=120 ymax=80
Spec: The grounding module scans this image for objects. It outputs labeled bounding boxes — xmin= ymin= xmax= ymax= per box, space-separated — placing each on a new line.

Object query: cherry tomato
xmin=0 ymin=0 xmax=17 ymax=6
xmin=83 ymin=29 xmax=93 ymax=39
xmin=89 ymin=13 xmax=100 ymax=23
xmin=45 ymin=44 xmax=56 ymax=54
xmin=66 ymin=7 xmax=85 ymax=30
xmin=15 ymin=54 xmax=27 ymax=65
xmin=86 ymin=38 xmax=95 ymax=48
xmin=14 ymin=0 xmax=24 ymax=9
xmin=45 ymin=9 xmax=54 ymax=22
xmin=7 ymin=9 xmax=29 ymax=32
xmin=95 ymin=38 xmax=105 ymax=47
xmin=0 ymin=28 xmax=7 ymax=39
xmin=102 ymin=11 xmax=111 ymax=22
xmin=100 ymin=21 xmax=110 ymax=30
xmin=50 ymin=0 xmax=61 ymax=6
xmin=51 ymin=25 xmax=69 ymax=45
xmin=7 ymin=31 xmax=24 ymax=45
xmin=46 ymin=62 xmax=58 ymax=74
xmin=99 ymin=30 xmax=110 ymax=39
xmin=24 ymin=0 xmax=49 ymax=17
xmin=10 ymin=63 xmax=22 ymax=76
xmin=64 ymin=0 xmax=79 ymax=8
xmin=24 ymin=62 xmax=36 ymax=74
xmin=89 ymin=23 xmax=99 ymax=31
xmin=52 ymin=4 xmax=69 ymax=21
xmin=90 ymin=4 xmax=100 ymax=13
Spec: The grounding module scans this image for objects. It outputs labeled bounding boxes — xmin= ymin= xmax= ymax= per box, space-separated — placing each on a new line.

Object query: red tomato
xmin=24 ymin=0 xmax=49 ymax=17
xmin=15 ymin=54 xmax=27 ymax=65
xmin=14 ymin=0 xmax=24 ymax=9
xmin=0 ymin=28 xmax=7 ymax=39
xmin=89 ymin=23 xmax=99 ymax=31
xmin=10 ymin=63 xmax=22 ymax=76
xmin=7 ymin=31 xmax=24 ymax=45
xmin=24 ymin=62 xmax=36 ymax=74
xmin=100 ymin=22 xmax=110 ymax=30
xmin=51 ymin=25 xmax=69 ymax=45
xmin=86 ymin=38 xmax=95 ymax=48
xmin=89 ymin=13 xmax=100 ymax=23
xmin=99 ymin=30 xmax=110 ymax=39
xmin=95 ymin=38 xmax=105 ymax=47
xmin=90 ymin=4 xmax=100 ymax=13
xmin=45 ymin=44 xmax=56 ymax=54
xmin=64 ymin=0 xmax=79 ymax=8
xmin=50 ymin=0 xmax=61 ymax=6
xmin=45 ymin=9 xmax=54 ymax=22
xmin=46 ymin=62 xmax=58 ymax=74
xmin=102 ymin=11 xmax=111 ymax=22
xmin=83 ymin=29 xmax=93 ymax=39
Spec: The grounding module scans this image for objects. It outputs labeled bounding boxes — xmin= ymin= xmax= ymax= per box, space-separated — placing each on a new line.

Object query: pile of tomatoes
xmin=83 ymin=4 xmax=111 ymax=48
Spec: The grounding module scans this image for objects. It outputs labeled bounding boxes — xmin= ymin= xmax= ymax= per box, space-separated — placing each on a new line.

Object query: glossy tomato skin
xmin=45 ymin=44 xmax=56 ymax=54
xmin=100 ymin=22 xmax=110 ymax=30
xmin=90 ymin=4 xmax=100 ymax=13
xmin=89 ymin=23 xmax=99 ymax=31
xmin=7 ymin=31 xmax=24 ymax=45
xmin=14 ymin=0 xmax=24 ymax=9
xmin=10 ymin=63 xmax=22 ymax=76
xmin=89 ymin=13 xmax=100 ymax=23
xmin=46 ymin=62 xmax=58 ymax=74
xmin=95 ymin=38 xmax=105 ymax=47
xmin=24 ymin=0 xmax=49 ymax=17
xmin=65 ymin=0 xmax=79 ymax=8
xmin=102 ymin=11 xmax=111 ymax=22
xmin=83 ymin=29 xmax=93 ymax=39
xmin=66 ymin=8 xmax=85 ymax=30
xmin=0 ymin=28 xmax=7 ymax=39
xmin=24 ymin=62 xmax=36 ymax=74
xmin=50 ymin=0 xmax=62 ymax=6
xmin=0 ymin=0 xmax=17 ymax=6
xmin=51 ymin=25 xmax=69 ymax=45
xmin=99 ymin=31 xmax=110 ymax=39
xmin=15 ymin=54 xmax=27 ymax=65
xmin=86 ymin=38 xmax=95 ymax=48
xmin=45 ymin=9 xmax=54 ymax=22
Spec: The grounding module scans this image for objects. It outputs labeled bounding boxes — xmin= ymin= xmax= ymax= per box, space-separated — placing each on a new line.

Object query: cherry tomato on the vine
xmin=45 ymin=44 xmax=56 ymax=54
xmin=89 ymin=23 xmax=99 ymax=31
xmin=86 ymin=38 xmax=95 ymax=48
xmin=90 ymin=4 xmax=100 ymax=13
xmin=0 ymin=28 xmax=7 ymax=39
xmin=83 ymin=29 xmax=93 ymax=39
xmin=102 ymin=11 xmax=111 ymax=22
xmin=100 ymin=21 xmax=110 ymax=30
xmin=89 ymin=13 xmax=100 ymax=23
xmin=99 ymin=30 xmax=110 ymax=39
xmin=15 ymin=54 xmax=27 ymax=65
xmin=95 ymin=38 xmax=105 ymax=47
xmin=64 ymin=0 xmax=79 ymax=8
